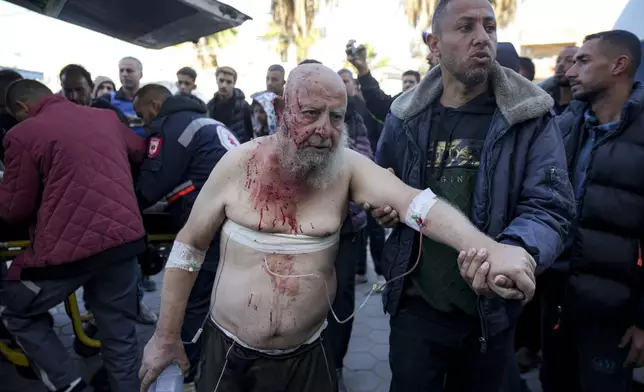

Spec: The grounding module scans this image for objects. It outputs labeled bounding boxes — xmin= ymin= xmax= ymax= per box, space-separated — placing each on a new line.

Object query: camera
xmin=348 ymin=40 xmax=357 ymax=56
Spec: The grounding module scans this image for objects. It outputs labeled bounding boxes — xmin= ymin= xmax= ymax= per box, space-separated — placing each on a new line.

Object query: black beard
xmin=458 ymin=68 xmax=489 ymax=88
xmin=556 ymin=76 xmax=571 ymax=87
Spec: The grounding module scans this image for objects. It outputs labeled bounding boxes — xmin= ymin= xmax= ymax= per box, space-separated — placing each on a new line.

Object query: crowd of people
xmin=0 ymin=0 xmax=643 ymax=392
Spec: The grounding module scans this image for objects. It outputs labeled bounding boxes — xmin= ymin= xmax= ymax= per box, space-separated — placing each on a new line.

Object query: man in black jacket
xmin=532 ymin=29 xmax=644 ymax=392
xmin=538 ymin=46 xmax=579 ymax=114
xmin=337 ymin=68 xmax=386 ymax=289
xmin=345 ymin=43 xmax=421 ymax=123
xmin=207 ymin=66 xmax=252 ymax=143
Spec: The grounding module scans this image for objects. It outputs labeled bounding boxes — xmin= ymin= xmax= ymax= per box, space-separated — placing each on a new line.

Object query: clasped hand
xmin=457 ymin=244 xmax=537 ymax=303
xmin=362 ymin=174 xmax=537 ymax=302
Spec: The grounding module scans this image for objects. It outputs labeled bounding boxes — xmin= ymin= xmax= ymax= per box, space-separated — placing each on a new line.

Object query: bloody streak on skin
xmin=264 ymin=255 xmax=300 ymax=297
xmin=245 ymin=145 xmax=306 ymax=234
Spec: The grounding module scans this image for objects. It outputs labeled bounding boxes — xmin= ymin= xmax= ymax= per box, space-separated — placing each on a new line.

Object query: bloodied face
xmin=276 ymin=64 xmax=348 ymax=188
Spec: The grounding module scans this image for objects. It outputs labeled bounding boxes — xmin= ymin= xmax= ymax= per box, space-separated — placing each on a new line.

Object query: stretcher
xmin=0 ymin=213 xmax=177 ymax=379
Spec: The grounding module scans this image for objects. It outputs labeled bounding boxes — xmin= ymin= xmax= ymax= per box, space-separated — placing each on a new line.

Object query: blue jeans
xmin=181 ymin=269 xmax=217 ymax=383
xmin=389 ymin=296 xmax=517 ymax=392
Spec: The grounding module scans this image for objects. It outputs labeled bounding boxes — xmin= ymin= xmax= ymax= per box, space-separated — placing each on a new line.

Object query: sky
xmin=0 ymin=0 xmax=420 ymax=97
xmin=0 ymin=0 xmax=637 ymax=97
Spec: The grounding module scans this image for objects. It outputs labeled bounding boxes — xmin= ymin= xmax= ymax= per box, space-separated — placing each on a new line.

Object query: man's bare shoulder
xmin=214 ymin=138 xmax=264 ymax=174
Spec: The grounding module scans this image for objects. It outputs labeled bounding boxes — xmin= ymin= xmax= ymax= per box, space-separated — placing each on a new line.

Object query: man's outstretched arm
xmin=347 ymin=149 xmax=535 ymax=300
xmin=349 ymin=149 xmax=493 ymax=252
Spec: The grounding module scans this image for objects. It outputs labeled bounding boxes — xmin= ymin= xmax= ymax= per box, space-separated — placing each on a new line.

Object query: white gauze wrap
xmin=166 ymin=241 xmax=207 ymax=272
xmin=404 ymin=188 xmax=438 ymax=232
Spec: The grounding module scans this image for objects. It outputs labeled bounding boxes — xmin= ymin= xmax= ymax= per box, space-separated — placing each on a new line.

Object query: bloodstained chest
xmin=245 ymin=147 xmax=309 ymax=234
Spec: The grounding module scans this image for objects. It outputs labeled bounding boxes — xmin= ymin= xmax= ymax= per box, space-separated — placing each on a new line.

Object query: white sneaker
xmin=183 ymin=382 xmax=196 ymax=392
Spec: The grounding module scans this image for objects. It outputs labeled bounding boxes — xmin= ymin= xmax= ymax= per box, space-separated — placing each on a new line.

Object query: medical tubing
xmin=185 ymin=228 xmax=424 ymax=342
xmin=180 ymin=234 xmax=232 ymax=345
xmin=183 ymin=228 xmax=425 ymax=392
xmin=263 ymin=230 xmax=424 ymax=324
xmin=213 ymin=342 xmax=235 ymax=392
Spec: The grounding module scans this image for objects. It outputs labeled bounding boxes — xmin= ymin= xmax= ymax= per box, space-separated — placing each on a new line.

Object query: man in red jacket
xmin=0 ymin=79 xmax=146 ymax=392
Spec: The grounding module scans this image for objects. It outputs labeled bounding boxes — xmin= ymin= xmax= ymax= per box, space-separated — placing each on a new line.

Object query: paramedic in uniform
xmin=139 ymin=64 xmax=542 ymax=392
xmin=132 ymin=84 xmax=239 ymax=389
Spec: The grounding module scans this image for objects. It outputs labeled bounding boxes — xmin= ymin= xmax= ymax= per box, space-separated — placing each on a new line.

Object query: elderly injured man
xmin=139 ymin=63 xmax=536 ymax=392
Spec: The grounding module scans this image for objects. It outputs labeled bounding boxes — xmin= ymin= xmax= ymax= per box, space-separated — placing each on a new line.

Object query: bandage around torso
xmin=221 ymin=220 xmax=340 ymax=254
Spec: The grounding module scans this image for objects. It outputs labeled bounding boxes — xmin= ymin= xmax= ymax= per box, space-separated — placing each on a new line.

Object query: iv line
xmin=263 ymin=230 xmax=425 ymax=325
xmin=182 ymin=228 xmax=424 ymax=343
xmin=180 ymin=234 xmax=232 ymax=345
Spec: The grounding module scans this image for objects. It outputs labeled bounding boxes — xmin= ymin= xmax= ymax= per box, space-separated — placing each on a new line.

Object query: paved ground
xmin=0 ymin=273 xmax=161 ymax=392
xmin=343 ymin=266 xmax=542 ymax=392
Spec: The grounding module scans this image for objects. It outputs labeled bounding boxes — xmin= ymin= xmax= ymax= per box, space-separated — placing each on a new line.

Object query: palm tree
xmin=193 ymin=28 xmax=239 ymax=69
xmin=264 ymin=0 xmax=319 ymax=63
xmin=262 ymin=21 xmax=291 ymax=62
xmin=265 ymin=0 xmax=517 ymax=64
xmin=403 ymin=0 xmax=516 ymax=31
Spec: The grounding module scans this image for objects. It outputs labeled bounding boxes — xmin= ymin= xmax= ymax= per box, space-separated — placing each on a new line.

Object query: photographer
xmin=345 ymin=41 xmax=421 ymax=124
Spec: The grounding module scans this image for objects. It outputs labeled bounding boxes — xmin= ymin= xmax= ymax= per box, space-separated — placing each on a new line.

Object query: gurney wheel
xmin=73 ymin=323 xmax=100 ymax=358
xmin=15 ymin=363 xmax=38 ymax=380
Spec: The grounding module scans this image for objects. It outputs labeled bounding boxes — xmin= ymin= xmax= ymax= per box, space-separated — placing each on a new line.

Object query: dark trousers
xmin=389 ymin=296 xmax=517 ymax=392
xmin=196 ymin=320 xmax=337 ymax=392
xmin=182 ymin=269 xmax=217 ymax=383
xmin=138 ymin=273 xmax=146 ymax=301
xmin=540 ymin=273 xmax=632 ymax=392
xmin=360 ymin=216 xmax=384 ymax=276
xmin=84 ymin=262 xmax=144 ymax=311
xmin=326 ymin=230 xmax=364 ymax=368
xmin=515 ymin=286 xmax=541 ymax=352
xmin=0 ymin=258 xmax=140 ymax=391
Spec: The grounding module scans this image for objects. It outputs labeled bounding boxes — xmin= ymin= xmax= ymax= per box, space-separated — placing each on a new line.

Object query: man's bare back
xmin=211 ymin=137 xmax=353 ymax=349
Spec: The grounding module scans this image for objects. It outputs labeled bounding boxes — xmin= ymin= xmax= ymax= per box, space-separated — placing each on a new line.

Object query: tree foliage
xmin=265 ymin=0 xmax=517 ymax=64
xmin=193 ymin=28 xmax=239 ymax=69
xmin=403 ymin=0 xmax=517 ymax=31
xmin=266 ymin=0 xmax=320 ymax=63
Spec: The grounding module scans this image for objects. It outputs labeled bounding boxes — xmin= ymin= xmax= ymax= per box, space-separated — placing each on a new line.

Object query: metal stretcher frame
xmin=0 ymin=234 xmax=176 ymax=369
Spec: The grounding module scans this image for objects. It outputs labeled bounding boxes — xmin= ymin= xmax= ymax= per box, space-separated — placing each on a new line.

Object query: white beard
xmin=276 ymin=130 xmax=348 ymax=189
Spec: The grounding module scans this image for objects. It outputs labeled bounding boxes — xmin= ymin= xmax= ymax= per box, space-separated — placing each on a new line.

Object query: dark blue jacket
xmin=555 ymin=82 xmax=644 ymax=328
xmin=104 ymin=89 xmax=147 ymax=137
xmin=636 ymin=41 xmax=644 ymax=82
xmin=135 ymin=95 xmax=240 ymax=271
xmin=376 ymin=62 xmax=575 ymax=339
